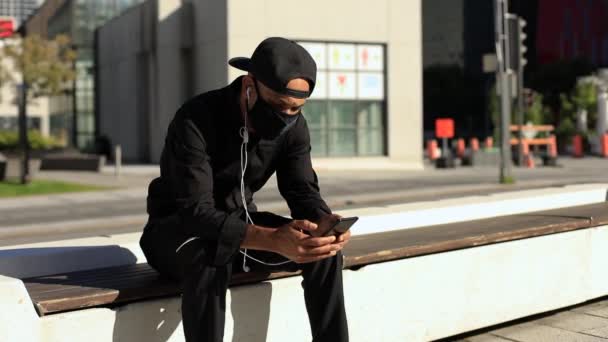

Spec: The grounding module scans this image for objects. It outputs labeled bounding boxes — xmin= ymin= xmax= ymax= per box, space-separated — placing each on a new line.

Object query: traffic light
xmin=517 ymin=18 xmax=527 ymax=68
xmin=507 ymin=16 xmax=527 ymax=71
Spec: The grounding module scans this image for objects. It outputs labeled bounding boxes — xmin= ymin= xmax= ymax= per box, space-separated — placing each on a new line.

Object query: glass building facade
xmin=299 ymin=41 xmax=387 ymax=157
xmin=0 ymin=0 xmax=40 ymax=26
xmin=46 ymin=0 xmax=142 ymax=150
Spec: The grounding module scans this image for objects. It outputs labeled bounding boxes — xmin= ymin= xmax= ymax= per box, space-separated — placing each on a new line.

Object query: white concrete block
xmin=337 ymin=185 xmax=608 ymax=236
xmin=226 ymin=279 xmax=310 ymax=342
xmin=33 ymin=226 xmax=608 ymax=341
xmin=589 ymin=226 xmax=608 ymax=298
xmin=41 ymin=308 xmax=116 ymax=342
xmin=0 ymin=275 xmax=40 ymax=342
xmin=340 ymin=227 xmax=598 ymax=341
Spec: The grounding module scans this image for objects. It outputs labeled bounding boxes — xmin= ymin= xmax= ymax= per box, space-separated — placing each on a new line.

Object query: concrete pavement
xmin=1 ymin=156 xmax=607 ymax=244
xmin=453 ymin=296 xmax=608 ymax=341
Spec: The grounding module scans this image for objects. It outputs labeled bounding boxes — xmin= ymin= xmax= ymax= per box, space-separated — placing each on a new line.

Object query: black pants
xmin=140 ymin=211 xmax=349 ymax=342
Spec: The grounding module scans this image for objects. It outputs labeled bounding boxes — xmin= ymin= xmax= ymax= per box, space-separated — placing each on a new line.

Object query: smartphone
xmin=323 ymin=216 xmax=359 ymax=237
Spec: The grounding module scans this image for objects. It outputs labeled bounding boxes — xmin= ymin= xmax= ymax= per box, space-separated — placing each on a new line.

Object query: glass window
xmin=298 ymin=41 xmax=386 ymax=157
xmin=303 ymin=101 xmax=328 ymax=157
xmin=309 ymin=129 xmax=327 ymax=157
xmin=329 ymin=129 xmax=357 ymax=156
xmin=27 ymin=117 xmax=41 ymax=131
xmin=303 ymin=101 xmax=326 ymax=128
xmin=357 ymin=101 xmax=384 ymax=155
xmin=328 ymin=101 xmax=356 ymax=129
xmin=0 ymin=116 xmax=17 ymax=130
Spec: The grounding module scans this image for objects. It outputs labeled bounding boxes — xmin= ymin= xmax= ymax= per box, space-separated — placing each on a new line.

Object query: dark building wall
xmin=423 ymin=0 xmax=496 ymax=139
xmin=535 ymin=0 xmax=608 ymax=67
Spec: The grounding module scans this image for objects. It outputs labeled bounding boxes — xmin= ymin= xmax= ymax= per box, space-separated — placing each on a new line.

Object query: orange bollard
xmin=485 ymin=137 xmax=493 ymax=149
xmin=427 ymin=140 xmax=439 ymax=160
xmin=602 ymin=134 xmax=608 ymax=158
xmin=470 ymin=138 xmax=479 ymax=152
xmin=549 ymin=135 xmax=557 ymax=158
xmin=572 ymin=135 xmax=583 ymax=158
xmin=525 ymin=153 xmax=535 ymax=168
xmin=456 ymin=138 xmax=466 ymax=158
xmin=522 ymin=141 xmax=530 ymax=156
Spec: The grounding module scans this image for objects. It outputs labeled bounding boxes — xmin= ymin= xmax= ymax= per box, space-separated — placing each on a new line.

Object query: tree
xmin=0 ymin=34 xmax=76 ymax=184
xmin=558 ymin=79 xmax=598 ymax=151
xmin=2 ymin=34 xmax=76 ymax=99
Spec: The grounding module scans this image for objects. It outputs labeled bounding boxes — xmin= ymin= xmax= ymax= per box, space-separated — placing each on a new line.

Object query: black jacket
xmin=146 ymin=76 xmax=331 ymax=266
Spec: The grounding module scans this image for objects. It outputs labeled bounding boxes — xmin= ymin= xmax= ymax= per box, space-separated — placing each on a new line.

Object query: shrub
xmin=0 ymin=130 xmax=60 ymax=151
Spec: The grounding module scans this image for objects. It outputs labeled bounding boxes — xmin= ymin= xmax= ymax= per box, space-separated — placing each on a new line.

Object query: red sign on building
xmin=435 ymin=118 xmax=455 ymax=138
xmin=0 ymin=18 xmax=15 ymax=38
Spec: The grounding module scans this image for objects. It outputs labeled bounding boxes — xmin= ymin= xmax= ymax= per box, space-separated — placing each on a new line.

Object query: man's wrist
xmin=242 ymin=224 xmax=276 ymax=252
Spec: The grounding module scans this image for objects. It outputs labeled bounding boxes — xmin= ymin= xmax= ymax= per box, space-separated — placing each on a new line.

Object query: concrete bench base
xmin=3 ymin=224 xmax=608 ymax=341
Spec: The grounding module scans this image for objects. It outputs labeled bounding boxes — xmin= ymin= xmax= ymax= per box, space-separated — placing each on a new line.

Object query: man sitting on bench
xmin=140 ymin=37 xmax=350 ymax=342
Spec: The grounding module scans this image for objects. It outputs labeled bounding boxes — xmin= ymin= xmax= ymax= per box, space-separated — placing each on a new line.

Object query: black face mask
xmin=248 ymin=82 xmax=300 ymax=139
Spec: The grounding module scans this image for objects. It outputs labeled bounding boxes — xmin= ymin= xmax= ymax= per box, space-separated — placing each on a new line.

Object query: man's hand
xmin=311 ymin=213 xmax=340 ymax=237
xmin=270 ymin=220 xmax=343 ymax=263
xmin=312 ymin=213 xmax=351 ymax=249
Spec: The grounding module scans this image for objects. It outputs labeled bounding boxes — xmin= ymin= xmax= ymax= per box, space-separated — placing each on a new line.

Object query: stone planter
xmin=0 ymin=152 xmax=42 ymax=181
xmin=41 ymin=153 xmax=106 ymax=172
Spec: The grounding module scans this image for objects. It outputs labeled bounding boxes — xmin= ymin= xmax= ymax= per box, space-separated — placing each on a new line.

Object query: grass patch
xmin=0 ymin=179 xmax=110 ymax=198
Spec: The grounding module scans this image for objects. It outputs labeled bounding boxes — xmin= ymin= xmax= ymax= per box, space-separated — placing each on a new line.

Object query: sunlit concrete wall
xmin=97 ymin=0 xmax=422 ymax=166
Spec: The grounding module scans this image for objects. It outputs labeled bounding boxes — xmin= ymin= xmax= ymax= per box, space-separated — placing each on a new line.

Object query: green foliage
xmin=526 ymin=91 xmax=549 ymax=125
xmin=555 ymin=117 xmax=576 ymax=145
xmin=0 ymin=130 xmax=61 ymax=150
xmin=1 ymin=34 xmax=77 ymax=99
xmin=560 ymin=83 xmax=597 ymax=120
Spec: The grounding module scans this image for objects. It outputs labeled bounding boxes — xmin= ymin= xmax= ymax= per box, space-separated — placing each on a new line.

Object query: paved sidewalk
xmin=452 ymin=297 xmax=608 ymax=341
xmin=1 ymin=157 xmax=606 ymax=243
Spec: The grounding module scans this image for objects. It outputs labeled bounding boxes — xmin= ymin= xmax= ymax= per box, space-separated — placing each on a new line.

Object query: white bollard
xmin=115 ymin=145 xmax=122 ymax=178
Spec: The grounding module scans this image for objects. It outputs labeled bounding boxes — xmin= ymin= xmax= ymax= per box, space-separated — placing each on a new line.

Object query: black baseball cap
xmin=228 ymin=37 xmax=316 ymax=99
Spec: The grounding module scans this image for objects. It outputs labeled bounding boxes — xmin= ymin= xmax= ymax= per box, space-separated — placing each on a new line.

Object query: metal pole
xmin=495 ymin=0 xmax=513 ymax=183
xmin=17 ymin=83 xmax=30 ymax=184
xmin=17 ymin=5 xmax=30 ymax=184
xmin=517 ymin=59 xmax=524 ymax=166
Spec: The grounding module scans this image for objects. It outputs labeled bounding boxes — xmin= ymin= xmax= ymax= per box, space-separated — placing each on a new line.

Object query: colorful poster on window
xmin=328 ymin=44 xmax=356 ymax=70
xmin=357 ymin=72 xmax=384 ymax=99
xmin=329 ymin=72 xmax=356 ymax=99
xmin=357 ymin=45 xmax=384 ymax=71
xmin=299 ymin=42 xmax=327 ymax=69
xmin=310 ymin=72 xmax=327 ymax=99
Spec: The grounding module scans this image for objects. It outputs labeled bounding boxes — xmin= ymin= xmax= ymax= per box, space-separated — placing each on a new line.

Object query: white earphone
xmin=239 ymin=85 xmax=290 ymax=272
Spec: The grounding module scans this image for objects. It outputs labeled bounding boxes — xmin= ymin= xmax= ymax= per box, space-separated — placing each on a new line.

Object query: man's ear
xmin=242 ymin=75 xmax=257 ymax=108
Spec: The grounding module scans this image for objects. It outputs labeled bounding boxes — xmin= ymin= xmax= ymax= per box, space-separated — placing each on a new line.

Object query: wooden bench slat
xmin=26 ymin=267 xmax=159 ymax=294
xmin=27 ymin=270 xmax=300 ymax=315
xmin=23 ymin=202 xmax=608 ymax=316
